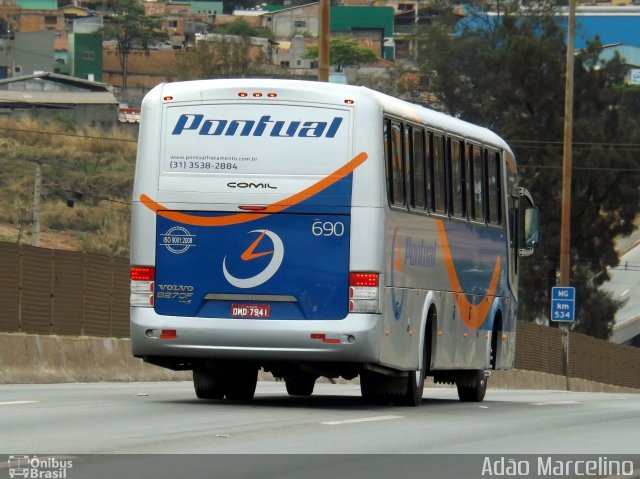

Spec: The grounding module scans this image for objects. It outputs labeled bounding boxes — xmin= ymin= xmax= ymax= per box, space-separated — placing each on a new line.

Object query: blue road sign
xmin=551 ymin=286 xmax=576 ymax=322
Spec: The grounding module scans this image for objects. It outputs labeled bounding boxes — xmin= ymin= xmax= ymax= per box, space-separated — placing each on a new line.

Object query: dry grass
xmin=0 ymin=118 xmax=137 ymax=257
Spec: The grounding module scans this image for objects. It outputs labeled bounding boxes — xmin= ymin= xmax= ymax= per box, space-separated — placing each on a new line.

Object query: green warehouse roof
xmin=331 ymin=6 xmax=394 ymax=38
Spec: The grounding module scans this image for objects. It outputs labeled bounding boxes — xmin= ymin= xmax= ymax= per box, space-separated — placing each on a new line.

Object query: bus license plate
xmin=231 ymin=304 xmax=271 ymax=319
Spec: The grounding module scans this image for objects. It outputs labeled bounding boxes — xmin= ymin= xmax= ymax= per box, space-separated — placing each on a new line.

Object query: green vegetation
xmin=303 ymin=36 xmax=378 ymax=71
xmin=173 ymin=37 xmax=265 ymax=80
xmin=212 ymin=18 xmax=273 ymax=39
xmin=418 ymin=3 xmax=640 ymax=339
xmin=0 ymin=118 xmax=136 ymax=257
xmin=101 ymin=0 xmax=169 ymax=90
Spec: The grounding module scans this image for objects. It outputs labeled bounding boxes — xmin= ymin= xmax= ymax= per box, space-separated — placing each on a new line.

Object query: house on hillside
xmin=598 ymin=43 xmax=640 ymax=85
xmin=260 ymin=3 xmax=395 ymax=69
xmin=0 ymin=72 xmax=118 ymax=126
xmin=332 ymin=6 xmax=395 ymax=60
xmin=0 ymin=1 xmax=96 ymax=79
xmin=261 ymin=2 xmax=394 ymax=60
xmin=67 ymin=16 xmax=103 ymax=81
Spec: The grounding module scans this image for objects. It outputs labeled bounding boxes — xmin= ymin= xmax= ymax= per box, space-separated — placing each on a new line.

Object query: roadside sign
xmin=551 ymin=286 xmax=576 ymax=322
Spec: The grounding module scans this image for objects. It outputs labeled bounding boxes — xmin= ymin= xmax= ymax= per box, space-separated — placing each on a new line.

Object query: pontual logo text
xmin=404 ymin=238 xmax=437 ymax=269
xmin=171 ymin=114 xmax=343 ymax=138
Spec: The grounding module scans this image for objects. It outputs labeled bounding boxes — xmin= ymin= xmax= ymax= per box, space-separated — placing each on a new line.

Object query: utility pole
xmin=32 ymin=161 xmax=41 ymax=247
xmin=560 ymin=0 xmax=576 ymax=287
xmin=559 ymin=0 xmax=576 ymax=391
xmin=318 ymin=0 xmax=330 ymax=82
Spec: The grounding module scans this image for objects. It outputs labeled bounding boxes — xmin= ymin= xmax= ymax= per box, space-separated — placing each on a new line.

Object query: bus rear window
xmin=160 ymin=104 xmax=350 ymax=188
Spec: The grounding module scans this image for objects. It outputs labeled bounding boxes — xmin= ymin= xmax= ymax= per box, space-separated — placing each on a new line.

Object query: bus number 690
xmin=312 ymin=221 xmax=345 ymax=237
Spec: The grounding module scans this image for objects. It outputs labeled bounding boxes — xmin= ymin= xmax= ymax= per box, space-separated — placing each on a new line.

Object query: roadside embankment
xmin=0 ymin=333 xmax=189 ymax=384
xmin=0 ymin=333 xmax=637 ymax=393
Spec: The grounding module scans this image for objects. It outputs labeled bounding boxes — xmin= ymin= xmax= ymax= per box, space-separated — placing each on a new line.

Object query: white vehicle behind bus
xmin=130 ymin=79 xmax=539 ymax=405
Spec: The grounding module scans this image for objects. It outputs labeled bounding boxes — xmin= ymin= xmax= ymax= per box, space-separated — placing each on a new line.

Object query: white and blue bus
xmin=130 ymin=79 xmax=539 ymax=405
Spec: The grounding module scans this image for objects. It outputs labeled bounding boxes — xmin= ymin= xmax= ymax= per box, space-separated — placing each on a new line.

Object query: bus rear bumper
xmin=130 ymin=308 xmax=381 ymax=365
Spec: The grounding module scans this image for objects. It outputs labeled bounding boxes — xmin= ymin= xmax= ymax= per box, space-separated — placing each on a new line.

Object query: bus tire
xmin=284 ymin=373 xmax=316 ymax=397
xmin=193 ymin=368 xmax=225 ymax=400
xmin=360 ymin=370 xmax=401 ymax=405
xmin=360 ymin=370 xmax=387 ymax=404
xmin=400 ymin=368 xmax=425 ymax=407
xmin=456 ymin=370 xmax=487 ymax=402
xmin=224 ymin=366 xmax=258 ymax=401
xmin=400 ymin=331 xmax=429 ymax=406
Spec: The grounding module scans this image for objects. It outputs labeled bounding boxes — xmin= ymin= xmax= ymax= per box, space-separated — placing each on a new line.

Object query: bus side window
xmin=426 ymin=131 xmax=434 ymax=211
xmin=384 ymin=119 xmax=389 ymax=186
xmin=487 ymin=150 xmax=502 ymax=225
xmin=411 ymin=127 xmax=426 ymax=210
xmin=431 ymin=133 xmax=446 ymax=214
xmin=390 ymin=121 xmax=405 ymax=206
xmin=449 ymin=138 xmax=465 ymax=218
xmin=468 ymin=144 xmax=484 ymax=222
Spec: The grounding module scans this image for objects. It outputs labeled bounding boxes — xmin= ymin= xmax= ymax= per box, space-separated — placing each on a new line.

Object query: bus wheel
xmin=400 ymin=334 xmax=429 ymax=406
xmin=224 ymin=366 xmax=258 ymax=401
xmin=360 ymin=370 xmax=397 ymax=405
xmin=284 ymin=372 xmax=317 ymax=397
xmin=456 ymin=370 xmax=487 ymax=402
xmin=193 ymin=368 xmax=225 ymax=400
xmin=399 ymin=368 xmax=425 ymax=406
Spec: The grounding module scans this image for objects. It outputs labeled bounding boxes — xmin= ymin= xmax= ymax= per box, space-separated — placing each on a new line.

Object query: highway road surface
xmin=1 ymin=381 xmax=638 ymax=478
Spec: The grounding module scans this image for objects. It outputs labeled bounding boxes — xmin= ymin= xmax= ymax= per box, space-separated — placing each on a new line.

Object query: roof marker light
xmin=238 ymin=92 xmax=248 ymax=97
xmin=267 ymin=92 xmax=277 ymax=98
xmin=163 ymin=96 xmax=173 ymax=101
xmin=253 ymin=92 xmax=263 ymax=97
xmin=344 ymin=99 xmax=355 ymax=104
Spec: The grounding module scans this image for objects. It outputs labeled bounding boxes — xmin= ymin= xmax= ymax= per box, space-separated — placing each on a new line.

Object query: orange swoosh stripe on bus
xmin=435 ymin=219 xmax=501 ymax=330
xmin=139 ymin=152 xmax=368 ymax=227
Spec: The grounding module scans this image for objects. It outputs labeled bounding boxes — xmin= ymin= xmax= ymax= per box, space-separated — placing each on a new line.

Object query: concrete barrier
xmin=0 ymin=333 xmax=189 ymax=384
xmin=0 ymin=333 xmax=638 ymax=393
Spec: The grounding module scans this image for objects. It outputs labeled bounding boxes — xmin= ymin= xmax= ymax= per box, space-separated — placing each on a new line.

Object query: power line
xmin=0 ymin=126 xmax=137 ymax=143
xmin=0 ymin=125 xmax=639 ymax=153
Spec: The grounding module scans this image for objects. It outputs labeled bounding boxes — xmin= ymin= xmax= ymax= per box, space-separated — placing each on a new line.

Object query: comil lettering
xmin=171 ymin=114 xmax=343 ymax=138
xmin=228 ymin=182 xmax=277 ymax=190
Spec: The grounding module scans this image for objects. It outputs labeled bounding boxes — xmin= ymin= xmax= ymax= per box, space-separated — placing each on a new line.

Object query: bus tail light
xmin=349 ymin=272 xmax=380 ymax=313
xmin=131 ymin=266 xmax=155 ymax=308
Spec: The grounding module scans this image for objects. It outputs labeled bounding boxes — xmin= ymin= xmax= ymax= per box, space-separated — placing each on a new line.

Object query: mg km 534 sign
xmin=551 ymin=286 xmax=576 ymax=322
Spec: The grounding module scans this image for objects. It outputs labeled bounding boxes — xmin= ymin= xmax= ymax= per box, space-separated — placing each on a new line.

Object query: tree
xmin=101 ymin=0 xmax=168 ymax=90
xmin=303 ymin=36 xmax=378 ymax=72
xmin=416 ymin=3 xmax=640 ymax=339
xmin=172 ymin=38 xmax=264 ymax=80
xmin=213 ymin=18 xmax=272 ymax=39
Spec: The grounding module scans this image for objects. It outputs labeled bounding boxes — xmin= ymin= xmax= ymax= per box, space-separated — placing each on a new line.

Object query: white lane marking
xmin=620 ymin=289 xmax=629 ymax=297
xmin=321 ymin=415 xmax=404 ymax=426
xmin=0 ymin=401 xmax=39 ymax=406
xmin=531 ymin=401 xmax=579 ymax=406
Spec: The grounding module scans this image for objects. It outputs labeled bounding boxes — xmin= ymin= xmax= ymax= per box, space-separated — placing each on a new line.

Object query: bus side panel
xmin=383 ymin=209 xmax=513 ymax=371
xmin=496 ymin=296 xmax=518 ymax=369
